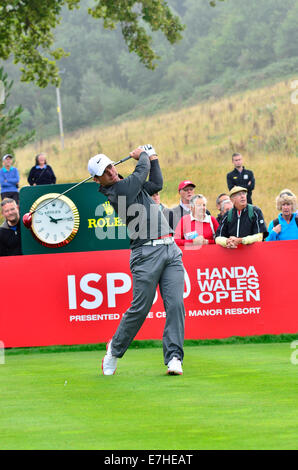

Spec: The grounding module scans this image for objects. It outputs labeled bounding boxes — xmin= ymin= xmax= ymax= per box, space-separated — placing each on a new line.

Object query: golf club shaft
xmin=114 ymin=155 xmax=131 ymax=165
xmin=29 ymin=155 xmax=132 ymax=215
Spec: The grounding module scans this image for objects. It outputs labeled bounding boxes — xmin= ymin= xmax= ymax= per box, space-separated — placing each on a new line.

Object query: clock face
xmin=30 ymin=193 xmax=80 ymax=247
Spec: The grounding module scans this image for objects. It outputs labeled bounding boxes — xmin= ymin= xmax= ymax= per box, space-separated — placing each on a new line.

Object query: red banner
xmin=1 ymin=241 xmax=297 ymax=348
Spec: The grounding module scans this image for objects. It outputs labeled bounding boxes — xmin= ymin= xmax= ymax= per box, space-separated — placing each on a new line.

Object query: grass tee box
xmin=19 ymin=183 xmax=130 ymax=255
xmin=1 ymin=342 xmax=297 ymax=450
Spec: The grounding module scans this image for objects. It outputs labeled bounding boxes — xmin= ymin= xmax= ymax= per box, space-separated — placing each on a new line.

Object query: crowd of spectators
xmin=0 ymin=152 xmax=56 ymax=256
xmin=155 ymin=152 xmax=298 ymax=249
xmin=0 ymin=149 xmax=297 ymax=257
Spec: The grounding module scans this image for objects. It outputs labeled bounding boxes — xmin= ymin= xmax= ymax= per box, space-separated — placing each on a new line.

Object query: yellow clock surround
xmin=29 ymin=193 xmax=80 ymax=247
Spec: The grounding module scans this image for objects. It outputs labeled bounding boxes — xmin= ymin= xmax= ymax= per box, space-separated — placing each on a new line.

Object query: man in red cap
xmin=169 ymin=180 xmax=196 ymax=230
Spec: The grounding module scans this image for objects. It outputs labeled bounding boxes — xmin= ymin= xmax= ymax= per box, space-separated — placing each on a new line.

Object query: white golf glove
xmin=140 ymin=144 xmax=157 ymax=157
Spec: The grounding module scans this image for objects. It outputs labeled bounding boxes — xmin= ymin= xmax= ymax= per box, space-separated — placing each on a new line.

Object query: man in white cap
xmin=215 ymin=186 xmax=267 ymax=248
xmin=88 ymin=145 xmax=185 ymax=376
xmin=0 ymin=154 xmax=20 ymax=204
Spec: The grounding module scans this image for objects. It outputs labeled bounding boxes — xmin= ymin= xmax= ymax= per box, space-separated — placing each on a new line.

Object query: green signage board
xmin=20 ymin=182 xmax=130 ymax=255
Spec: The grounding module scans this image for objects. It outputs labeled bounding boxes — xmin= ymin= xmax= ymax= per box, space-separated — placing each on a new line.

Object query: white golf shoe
xmin=101 ymin=340 xmax=117 ymax=376
xmin=167 ymin=357 xmax=183 ymax=375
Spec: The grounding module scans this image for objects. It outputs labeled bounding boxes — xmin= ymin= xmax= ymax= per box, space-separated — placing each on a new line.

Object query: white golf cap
xmin=2 ymin=154 xmax=13 ymax=162
xmin=88 ymin=154 xmax=115 ymax=177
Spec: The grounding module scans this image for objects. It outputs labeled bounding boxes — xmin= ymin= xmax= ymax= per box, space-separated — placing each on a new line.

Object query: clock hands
xmin=48 ymin=215 xmax=59 ymax=224
xmin=48 ymin=214 xmax=72 ymax=223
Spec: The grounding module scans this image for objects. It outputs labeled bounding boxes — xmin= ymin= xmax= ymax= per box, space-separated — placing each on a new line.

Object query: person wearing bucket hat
xmin=0 ymin=154 xmax=20 ymax=204
xmin=88 ymin=145 xmax=185 ymax=376
xmin=215 ymin=186 xmax=268 ymax=248
xmin=229 ymin=186 xmax=247 ymax=197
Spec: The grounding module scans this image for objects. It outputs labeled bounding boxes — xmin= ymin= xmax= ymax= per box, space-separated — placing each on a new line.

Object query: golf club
xmin=22 ymin=155 xmax=132 ymax=229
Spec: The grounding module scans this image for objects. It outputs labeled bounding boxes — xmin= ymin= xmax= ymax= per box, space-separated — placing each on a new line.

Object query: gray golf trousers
xmin=111 ymin=241 xmax=185 ymax=365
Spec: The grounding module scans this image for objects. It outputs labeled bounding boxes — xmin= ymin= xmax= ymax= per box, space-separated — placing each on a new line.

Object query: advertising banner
xmin=1 ymin=241 xmax=297 ymax=348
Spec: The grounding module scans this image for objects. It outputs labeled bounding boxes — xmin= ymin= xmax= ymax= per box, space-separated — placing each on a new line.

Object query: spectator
xmin=175 ymin=194 xmax=219 ymax=247
xmin=266 ymin=191 xmax=298 ymax=241
xmin=0 ymin=154 xmax=20 ymax=204
xmin=216 ymin=193 xmax=231 ymax=223
xmin=227 ymin=153 xmax=255 ymax=204
xmin=151 ymin=192 xmax=172 ymax=226
xmin=215 ymin=186 xmax=267 ymax=249
xmin=169 ymin=179 xmax=214 ymax=230
xmin=27 ymin=153 xmax=56 ymax=186
xmin=219 ymin=198 xmax=233 ymax=219
xmin=278 ymin=189 xmax=298 ymax=215
xmin=279 ymin=188 xmax=294 ymax=197
xmin=0 ymin=198 xmax=22 ymax=256
xmin=151 ymin=192 xmax=162 ymax=207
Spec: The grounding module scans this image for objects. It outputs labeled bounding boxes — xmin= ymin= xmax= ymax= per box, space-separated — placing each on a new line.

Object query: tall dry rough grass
xmin=16 ymin=80 xmax=298 ymax=225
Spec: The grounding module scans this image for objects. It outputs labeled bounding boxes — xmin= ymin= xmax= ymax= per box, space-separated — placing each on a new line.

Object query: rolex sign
xmin=20 ymin=182 xmax=130 ymax=255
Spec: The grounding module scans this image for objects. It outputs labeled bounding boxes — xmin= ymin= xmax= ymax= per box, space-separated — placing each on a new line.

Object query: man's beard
xmin=8 ymin=216 xmax=18 ymax=226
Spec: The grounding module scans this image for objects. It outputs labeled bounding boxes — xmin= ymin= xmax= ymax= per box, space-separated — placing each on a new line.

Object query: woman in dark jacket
xmin=27 ymin=153 xmax=56 ymax=186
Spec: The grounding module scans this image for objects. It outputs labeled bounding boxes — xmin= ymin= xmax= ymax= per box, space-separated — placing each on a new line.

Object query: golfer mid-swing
xmin=88 ymin=145 xmax=185 ymax=375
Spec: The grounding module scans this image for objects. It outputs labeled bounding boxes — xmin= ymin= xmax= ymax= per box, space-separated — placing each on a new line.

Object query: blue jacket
xmin=0 ymin=167 xmax=19 ymax=194
xmin=266 ymin=213 xmax=298 ymax=241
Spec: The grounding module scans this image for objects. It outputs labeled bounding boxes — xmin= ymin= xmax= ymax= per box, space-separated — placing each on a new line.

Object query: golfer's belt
xmin=143 ymin=237 xmax=174 ymax=246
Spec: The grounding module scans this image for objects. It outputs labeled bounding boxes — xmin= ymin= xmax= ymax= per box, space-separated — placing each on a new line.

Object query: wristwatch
xmin=29 ymin=193 xmax=80 ymax=247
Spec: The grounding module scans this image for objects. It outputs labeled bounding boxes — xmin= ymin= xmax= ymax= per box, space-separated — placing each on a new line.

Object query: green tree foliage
xmin=0 ymin=0 xmax=184 ymax=87
xmin=0 ymin=67 xmax=35 ymax=155
xmin=2 ymin=0 xmax=298 ymax=141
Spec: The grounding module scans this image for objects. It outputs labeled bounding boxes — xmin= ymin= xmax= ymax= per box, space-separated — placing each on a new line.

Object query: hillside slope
xmin=16 ymin=80 xmax=298 ymax=225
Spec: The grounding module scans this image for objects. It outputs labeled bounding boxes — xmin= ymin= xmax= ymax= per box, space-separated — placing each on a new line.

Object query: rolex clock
xmin=29 ymin=193 xmax=80 ymax=247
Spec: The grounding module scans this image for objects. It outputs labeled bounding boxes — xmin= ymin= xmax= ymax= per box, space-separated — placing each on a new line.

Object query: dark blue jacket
xmin=28 ymin=165 xmax=56 ymax=185
xmin=227 ymin=167 xmax=255 ymax=204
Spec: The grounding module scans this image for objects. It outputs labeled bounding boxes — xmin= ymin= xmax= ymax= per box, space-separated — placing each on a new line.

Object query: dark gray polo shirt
xmin=99 ymin=152 xmax=173 ymax=249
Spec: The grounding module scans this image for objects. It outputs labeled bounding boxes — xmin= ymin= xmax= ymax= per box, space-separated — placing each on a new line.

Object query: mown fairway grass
xmin=1 ymin=342 xmax=297 ymax=450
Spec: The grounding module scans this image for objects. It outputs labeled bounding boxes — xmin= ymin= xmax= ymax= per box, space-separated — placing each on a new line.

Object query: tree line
xmin=3 ymin=0 xmax=298 ymax=142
